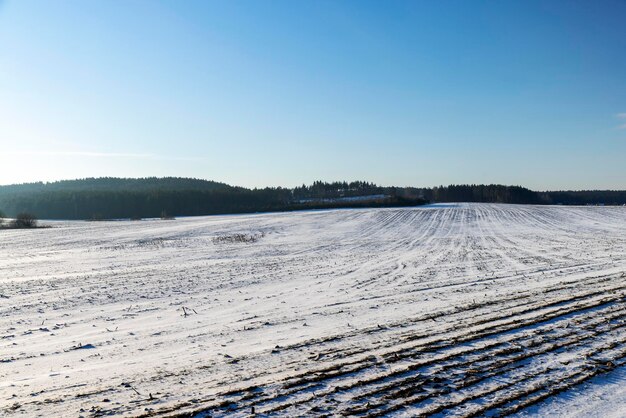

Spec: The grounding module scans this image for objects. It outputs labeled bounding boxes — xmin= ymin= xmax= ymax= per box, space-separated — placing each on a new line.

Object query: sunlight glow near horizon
xmin=0 ymin=0 xmax=625 ymax=190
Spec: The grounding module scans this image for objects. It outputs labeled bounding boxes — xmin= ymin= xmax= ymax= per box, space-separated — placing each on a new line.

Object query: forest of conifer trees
xmin=0 ymin=178 xmax=624 ymax=220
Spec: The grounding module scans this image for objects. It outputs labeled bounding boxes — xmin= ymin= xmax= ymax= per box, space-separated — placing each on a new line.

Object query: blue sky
xmin=1 ymin=0 xmax=625 ymax=190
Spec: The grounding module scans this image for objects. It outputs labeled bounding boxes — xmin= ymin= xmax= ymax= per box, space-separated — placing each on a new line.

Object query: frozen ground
xmin=1 ymin=203 xmax=625 ymax=417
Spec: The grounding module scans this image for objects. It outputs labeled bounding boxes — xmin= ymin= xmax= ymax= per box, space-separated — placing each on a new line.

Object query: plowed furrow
xmin=189 ymin=285 xmax=626 ymax=416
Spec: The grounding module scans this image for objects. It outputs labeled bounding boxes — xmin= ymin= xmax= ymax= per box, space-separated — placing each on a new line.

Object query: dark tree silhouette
xmin=0 ymin=178 xmax=624 ymax=221
xmin=12 ymin=213 xmax=38 ymax=228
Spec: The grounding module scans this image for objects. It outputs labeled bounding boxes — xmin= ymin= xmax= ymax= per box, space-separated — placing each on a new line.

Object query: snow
xmin=514 ymin=367 xmax=626 ymax=418
xmin=297 ymin=194 xmax=389 ymax=203
xmin=1 ymin=203 xmax=625 ymax=417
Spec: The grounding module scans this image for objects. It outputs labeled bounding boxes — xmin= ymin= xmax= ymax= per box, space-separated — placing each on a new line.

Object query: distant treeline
xmin=427 ymin=185 xmax=542 ymax=204
xmin=0 ymin=178 xmax=624 ymax=220
xmin=538 ymin=190 xmax=626 ymax=206
xmin=0 ymin=178 xmax=426 ymax=220
xmin=292 ymin=181 xmax=384 ymax=200
xmin=425 ymin=184 xmax=626 ymax=206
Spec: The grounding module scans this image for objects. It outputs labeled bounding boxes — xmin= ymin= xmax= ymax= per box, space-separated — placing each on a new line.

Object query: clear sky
xmin=1 ymin=0 xmax=625 ymax=190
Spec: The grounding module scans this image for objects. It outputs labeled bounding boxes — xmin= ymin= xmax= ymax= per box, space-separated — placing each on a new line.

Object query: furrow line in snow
xmin=176 ymin=281 xmax=626 ymax=416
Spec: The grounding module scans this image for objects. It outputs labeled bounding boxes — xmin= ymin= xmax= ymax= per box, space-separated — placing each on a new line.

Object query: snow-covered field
xmin=1 ymin=204 xmax=626 ymax=417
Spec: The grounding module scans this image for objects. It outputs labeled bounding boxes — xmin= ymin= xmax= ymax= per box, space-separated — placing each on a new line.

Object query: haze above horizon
xmin=1 ymin=0 xmax=625 ymax=189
